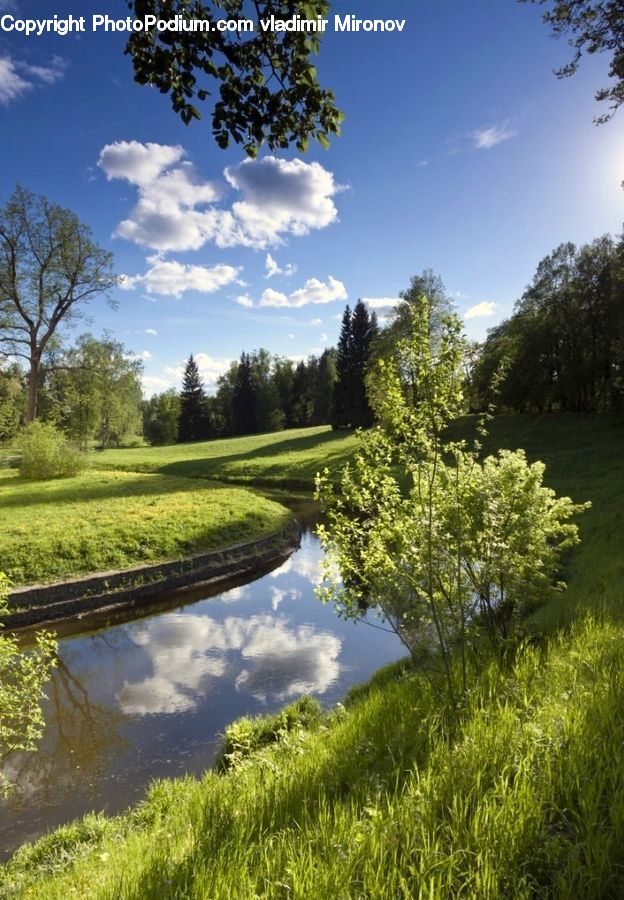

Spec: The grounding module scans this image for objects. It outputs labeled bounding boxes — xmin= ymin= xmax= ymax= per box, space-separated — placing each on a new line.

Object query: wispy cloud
xmin=0 ymin=55 xmax=65 ymax=106
xmin=471 ymin=122 xmax=517 ymax=151
xmin=0 ymin=57 xmax=31 ymax=105
xmin=362 ymin=297 xmax=401 ymax=318
xmin=21 ymin=57 xmax=66 ymax=85
xmin=465 ymin=301 xmax=497 ymax=320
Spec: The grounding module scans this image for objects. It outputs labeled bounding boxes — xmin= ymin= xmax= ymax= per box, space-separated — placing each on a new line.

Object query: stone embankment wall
xmin=3 ymin=520 xmax=301 ymax=629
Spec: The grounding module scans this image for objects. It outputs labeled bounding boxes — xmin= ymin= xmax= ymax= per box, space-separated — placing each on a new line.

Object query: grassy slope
xmin=2 ymin=414 xmax=624 ymax=896
xmin=95 ymin=425 xmax=358 ymax=487
xmin=0 ymin=468 xmax=291 ymax=586
xmin=0 ymin=425 xmax=357 ymax=586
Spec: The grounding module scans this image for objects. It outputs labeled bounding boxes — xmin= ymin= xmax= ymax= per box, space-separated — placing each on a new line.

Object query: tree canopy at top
xmin=126 ymin=0 xmax=343 ymax=156
xmin=521 ymin=0 xmax=624 ymax=122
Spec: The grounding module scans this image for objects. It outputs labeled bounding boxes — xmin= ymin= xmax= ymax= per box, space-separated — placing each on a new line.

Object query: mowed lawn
xmin=0 ymin=426 xmax=357 ymax=587
xmin=3 ymin=414 xmax=623 ymax=591
xmin=96 ymin=425 xmax=359 ymax=487
xmin=0 ymin=468 xmax=291 ymax=586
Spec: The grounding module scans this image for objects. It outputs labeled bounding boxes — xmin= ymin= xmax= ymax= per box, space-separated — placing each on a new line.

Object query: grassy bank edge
xmin=2 ymin=414 xmax=624 ymax=894
xmin=0 ymin=468 xmax=294 ymax=590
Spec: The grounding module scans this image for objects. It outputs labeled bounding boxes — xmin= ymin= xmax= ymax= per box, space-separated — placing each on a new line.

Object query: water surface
xmin=0 ymin=508 xmax=405 ymax=859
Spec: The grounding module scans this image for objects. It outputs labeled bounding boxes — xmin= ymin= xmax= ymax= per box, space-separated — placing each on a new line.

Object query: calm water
xmin=0 ymin=508 xmax=405 ymax=859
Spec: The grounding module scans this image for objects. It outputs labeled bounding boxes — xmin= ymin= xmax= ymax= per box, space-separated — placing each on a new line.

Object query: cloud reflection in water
xmin=117 ymin=613 xmax=341 ymax=715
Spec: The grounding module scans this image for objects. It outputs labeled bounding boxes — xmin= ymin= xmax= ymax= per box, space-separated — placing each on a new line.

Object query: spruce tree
xmin=331 ymin=305 xmax=353 ymax=428
xmin=178 ymin=354 xmax=206 ymax=442
xmin=351 ymin=300 xmax=378 ymax=427
xmin=232 ymin=352 xmax=257 ymax=435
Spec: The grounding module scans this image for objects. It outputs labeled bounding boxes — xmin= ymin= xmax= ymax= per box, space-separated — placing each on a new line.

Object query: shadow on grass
xmin=158 ymin=430 xmax=356 ymax=482
xmin=0 ymin=471 xmax=236 ymax=511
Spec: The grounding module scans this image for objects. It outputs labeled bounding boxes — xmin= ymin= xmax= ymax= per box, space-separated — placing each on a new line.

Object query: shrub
xmin=0 ymin=572 xmax=57 ymax=796
xmin=18 ymin=421 xmax=86 ymax=480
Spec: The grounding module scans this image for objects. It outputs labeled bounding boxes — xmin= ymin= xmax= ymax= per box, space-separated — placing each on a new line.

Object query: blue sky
xmin=1 ymin=0 xmax=623 ymax=395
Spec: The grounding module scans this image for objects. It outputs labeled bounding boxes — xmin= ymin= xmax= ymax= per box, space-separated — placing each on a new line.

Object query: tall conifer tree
xmin=331 ymin=305 xmax=353 ymax=428
xmin=232 ymin=352 xmax=257 ymax=435
xmin=178 ymin=354 xmax=206 ymax=442
xmin=351 ymin=300 xmax=378 ymax=427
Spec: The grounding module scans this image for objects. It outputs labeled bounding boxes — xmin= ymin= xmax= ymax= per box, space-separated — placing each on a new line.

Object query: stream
xmin=0 ymin=503 xmax=405 ymax=860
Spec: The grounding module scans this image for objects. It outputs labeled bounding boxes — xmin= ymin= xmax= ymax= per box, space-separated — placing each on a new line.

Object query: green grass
xmin=3 ymin=615 xmax=624 ymax=898
xmin=2 ymin=414 xmax=624 ymax=896
xmin=0 ymin=468 xmax=291 ymax=586
xmin=0 ymin=425 xmax=357 ymax=587
xmin=95 ymin=425 xmax=358 ymax=489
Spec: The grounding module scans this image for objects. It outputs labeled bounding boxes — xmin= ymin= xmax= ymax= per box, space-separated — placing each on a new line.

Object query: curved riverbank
xmin=0 ymin=468 xmax=295 ymax=589
xmin=2 ymin=520 xmax=302 ymax=629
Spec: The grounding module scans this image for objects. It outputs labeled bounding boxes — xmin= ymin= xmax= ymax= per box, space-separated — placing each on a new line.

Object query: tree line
xmin=145 ymin=298 xmax=380 ymax=445
xmin=3 ymin=172 xmax=622 ymax=449
xmin=0 ymin=297 xmax=382 ymax=449
xmin=470 ymin=234 xmax=624 ymax=412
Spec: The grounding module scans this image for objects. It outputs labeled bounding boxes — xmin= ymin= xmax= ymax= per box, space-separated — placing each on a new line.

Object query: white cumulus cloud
xmin=119 ymin=258 xmax=240 ymax=298
xmin=265 ymin=252 xmax=298 ymax=279
xmin=98 ymin=141 xmax=341 ymax=253
xmin=259 ymin=276 xmax=347 ymax=309
xmin=222 ymin=156 xmax=340 ymax=248
xmin=99 ymin=140 xmax=186 ymax=186
xmin=464 ymin=301 xmax=497 ymax=319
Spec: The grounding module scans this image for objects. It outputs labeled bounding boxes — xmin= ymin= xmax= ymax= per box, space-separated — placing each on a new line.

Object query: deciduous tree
xmin=520 ymin=0 xmax=624 ymax=122
xmin=317 ymin=298 xmax=587 ymax=702
xmin=0 ymin=186 xmax=116 ymax=423
xmin=143 ymin=389 xmax=182 ymax=444
xmin=47 ymin=334 xmax=143 ymax=449
xmin=126 ymin=0 xmax=343 ymax=156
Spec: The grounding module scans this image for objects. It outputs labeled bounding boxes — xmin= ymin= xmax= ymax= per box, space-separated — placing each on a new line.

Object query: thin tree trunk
xmin=26 ymin=353 xmax=40 ymax=423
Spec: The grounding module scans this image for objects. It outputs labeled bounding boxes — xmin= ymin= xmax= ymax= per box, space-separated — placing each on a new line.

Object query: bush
xmin=18 ymin=421 xmax=86 ymax=480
